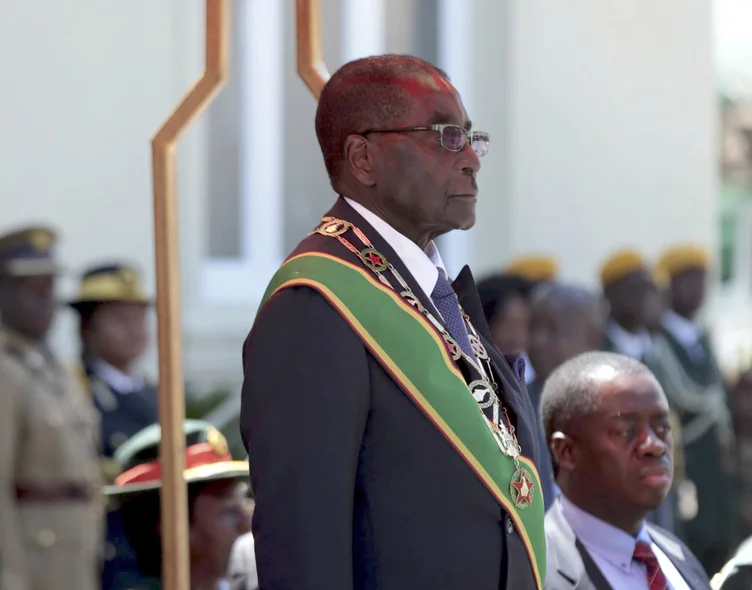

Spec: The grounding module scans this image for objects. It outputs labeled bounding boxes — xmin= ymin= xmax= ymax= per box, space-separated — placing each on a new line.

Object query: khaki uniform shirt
xmin=0 ymin=326 xmax=102 ymax=590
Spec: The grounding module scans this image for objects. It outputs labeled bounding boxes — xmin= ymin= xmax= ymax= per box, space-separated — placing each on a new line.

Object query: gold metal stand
xmin=296 ymin=0 xmax=331 ymax=98
xmin=151 ymin=1 xmax=229 ymax=588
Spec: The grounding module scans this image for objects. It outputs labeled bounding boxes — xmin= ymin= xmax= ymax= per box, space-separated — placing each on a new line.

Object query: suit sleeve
xmin=0 ymin=362 xmax=29 ymax=590
xmin=240 ymin=287 xmax=370 ymax=590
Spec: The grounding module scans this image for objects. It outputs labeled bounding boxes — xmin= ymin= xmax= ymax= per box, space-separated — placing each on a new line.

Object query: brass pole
xmin=151 ymin=1 xmax=229 ymax=588
xmin=296 ymin=0 xmax=331 ymax=98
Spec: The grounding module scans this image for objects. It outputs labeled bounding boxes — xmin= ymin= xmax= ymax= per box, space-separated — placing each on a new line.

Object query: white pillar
xmin=437 ymin=0 xmax=476 ymax=277
xmin=341 ymin=0 xmax=385 ymax=62
xmin=239 ymin=0 xmax=285 ymax=276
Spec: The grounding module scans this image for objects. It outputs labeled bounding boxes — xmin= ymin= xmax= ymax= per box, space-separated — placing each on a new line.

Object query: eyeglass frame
xmin=359 ymin=124 xmax=490 ymax=156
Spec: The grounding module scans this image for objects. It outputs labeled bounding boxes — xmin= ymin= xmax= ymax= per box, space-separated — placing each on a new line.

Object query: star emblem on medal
xmin=510 ymin=468 xmax=535 ymax=509
xmin=360 ymin=247 xmax=388 ymax=272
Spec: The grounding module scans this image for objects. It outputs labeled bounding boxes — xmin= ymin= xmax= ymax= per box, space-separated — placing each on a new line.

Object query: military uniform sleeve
xmin=240 ymin=287 xmax=370 ymax=590
xmin=0 ymin=362 xmax=28 ymax=589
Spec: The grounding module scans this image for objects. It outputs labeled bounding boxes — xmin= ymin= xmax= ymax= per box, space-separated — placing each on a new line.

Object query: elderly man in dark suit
xmin=541 ymin=351 xmax=710 ymax=590
xmin=240 ymin=54 xmax=546 ymax=590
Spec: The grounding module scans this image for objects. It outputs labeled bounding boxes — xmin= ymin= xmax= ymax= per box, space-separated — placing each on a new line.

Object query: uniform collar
xmin=92 ymin=358 xmax=144 ymax=394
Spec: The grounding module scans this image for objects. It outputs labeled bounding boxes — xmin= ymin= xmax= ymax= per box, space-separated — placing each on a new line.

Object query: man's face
xmin=190 ymin=480 xmax=253 ymax=578
xmin=0 ymin=274 xmax=56 ymax=340
xmin=604 ymin=269 xmax=652 ymax=328
xmin=529 ymin=302 xmax=603 ymax=380
xmin=86 ymin=302 xmax=148 ymax=368
xmin=565 ymin=372 xmax=673 ymax=514
xmin=367 ymin=77 xmax=482 ymax=245
xmin=670 ymin=267 xmax=706 ymax=319
xmin=489 ymin=296 xmax=530 ymax=355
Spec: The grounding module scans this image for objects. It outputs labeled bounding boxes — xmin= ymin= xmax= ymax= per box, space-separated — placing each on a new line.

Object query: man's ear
xmin=343 ymin=134 xmax=377 ymax=187
xmin=550 ymin=431 xmax=576 ymax=472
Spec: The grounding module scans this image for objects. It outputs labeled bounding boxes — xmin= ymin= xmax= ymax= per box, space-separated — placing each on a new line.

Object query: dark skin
xmin=528 ymin=299 xmax=605 ymax=381
xmin=83 ymin=302 xmax=148 ymax=372
xmin=642 ymin=280 xmax=667 ymax=334
xmin=0 ymin=273 xmax=56 ymax=341
xmin=490 ymin=296 xmax=530 ymax=355
xmin=668 ymin=267 xmax=706 ymax=320
xmin=603 ymin=268 xmax=653 ymax=333
xmin=188 ymin=480 xmax=253 ymax=590
xmin=552 ymin=372 xmax=673 ymax=536
xmin=336 ymin=75 xmax=481 ymax=250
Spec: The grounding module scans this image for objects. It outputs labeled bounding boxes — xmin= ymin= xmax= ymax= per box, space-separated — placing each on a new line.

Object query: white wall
xmin=0 ymin=0 xmax=721 ymax=386
xmin=0 ymin=0 xmax=207 ymax=379
xmin=472 ymin=0 xmax=717 ymax=285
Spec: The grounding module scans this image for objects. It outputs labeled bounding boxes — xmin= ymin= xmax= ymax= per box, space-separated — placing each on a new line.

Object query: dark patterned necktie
xmin=633 ymin=541 xmax=669 ymax=590
xmin=430 ymin=268 xmax=474 ymax=359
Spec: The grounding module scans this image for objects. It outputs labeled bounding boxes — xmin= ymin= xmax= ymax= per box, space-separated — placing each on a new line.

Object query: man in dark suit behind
xmin=240 ymin=55 xmax=546 ymax=590
xmin=541 ymin=351 xmax=710 ymax=590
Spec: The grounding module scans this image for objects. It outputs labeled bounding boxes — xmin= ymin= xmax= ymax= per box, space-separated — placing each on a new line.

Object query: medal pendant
xmin=443 ymin=334 xmax=462 ymax=360
xmin=468 ymin=380 xmax=494 ymax=408
xmin=360 ymin=247 xmax=388 ymax=272
xmin=469 ymin=334 xmax=488 ymax=360
xmin=510 ymin=467 xmax=536 ymax=509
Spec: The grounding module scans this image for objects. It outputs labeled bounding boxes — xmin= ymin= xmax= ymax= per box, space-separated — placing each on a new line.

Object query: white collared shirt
xmin=661 ymin=310 xmax=706 ymax=362
xmin=559 ymin=494 xmax=690 ymax=590
xmin=344 ymin=197 xmax=447 ymax=301
xmin=92 ymin=359 xmax=145 ymax=394
xmin=606 ymin=320 xmax=653 ymax=360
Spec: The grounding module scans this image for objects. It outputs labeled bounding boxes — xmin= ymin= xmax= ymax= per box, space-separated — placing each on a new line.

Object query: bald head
xmin=528 ymin=283 xmax=607 ymax=380
xmin=315 ymin=54 xmax=451 ymax=179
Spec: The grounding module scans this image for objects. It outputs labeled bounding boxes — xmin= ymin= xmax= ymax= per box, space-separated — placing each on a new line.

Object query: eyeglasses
xmin=361 ymin=124 xmax=490 ymax=157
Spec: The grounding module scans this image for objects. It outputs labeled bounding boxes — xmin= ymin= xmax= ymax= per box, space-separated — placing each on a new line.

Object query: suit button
xmin=506 ymin=518 xmax=515 ymax=535
xmin=36 ymin=529 xmax=56 ymax=547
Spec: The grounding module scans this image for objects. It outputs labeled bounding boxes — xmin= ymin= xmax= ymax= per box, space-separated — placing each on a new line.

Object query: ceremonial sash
xmin=260 ymin=252 xmax=546 ymax=588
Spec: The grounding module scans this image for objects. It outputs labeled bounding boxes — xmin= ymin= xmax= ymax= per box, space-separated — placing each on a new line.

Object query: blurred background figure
xmin=477 ymin=273 xmax=535 ymax=381
xmin=0 ymin=226 xmax=102 ymax=590
xmin=503 ymin=254 xmax=559 ymax=288
xmin=106 ymin=421 xmax=252 ymax=590
xmin=527 ymin=282 xmax=606 ymax=509
xmin=68 ymin=262 xmax=158 ymax=590
xmin=650 ymin=244 xmax=738 ymax=575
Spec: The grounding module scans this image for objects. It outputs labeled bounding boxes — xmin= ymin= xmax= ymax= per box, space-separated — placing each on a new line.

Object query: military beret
xmin=657 ymin=244 xmax=709 ymax=278
xmin=503 ymin=254 xmax=559 ymax=283
xmin=599 ymin=249 xmax=647 ymax=287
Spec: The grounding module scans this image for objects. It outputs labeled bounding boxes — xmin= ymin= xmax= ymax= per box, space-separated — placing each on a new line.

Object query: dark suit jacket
xmin=715 ymin=535 xmax=752 ymax=589
xmin=544 ymin=498 xmax=710 ymax=590
xmin=240 ymin=198 xmax=543 ymax=590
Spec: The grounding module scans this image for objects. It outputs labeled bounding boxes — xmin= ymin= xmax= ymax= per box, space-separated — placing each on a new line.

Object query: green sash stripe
xmin=261 ymin=252 xmax=546 ymax=588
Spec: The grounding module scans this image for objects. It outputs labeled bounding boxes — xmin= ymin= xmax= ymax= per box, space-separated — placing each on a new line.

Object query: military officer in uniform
xmin=0 ymin=226 xmax=102 ymax=590
xmin=68 ymin=262 xmax=158 ymax=590
xmin=653 ymin=244 xmax=737 ymax=575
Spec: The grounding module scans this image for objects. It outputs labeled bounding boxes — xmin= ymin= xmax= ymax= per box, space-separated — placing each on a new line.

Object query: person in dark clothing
xmin=527 ymin=283 xmax=606 ymax=509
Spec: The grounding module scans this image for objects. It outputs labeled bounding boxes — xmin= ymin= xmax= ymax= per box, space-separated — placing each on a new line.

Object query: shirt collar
xmin=344 ymin=197 xmax=446 ymax=301
xmin=559 ymin=494 xmax=651 ymax=571
xmin=661 ymin=309 xmax=702 ymax=350
xmin=92 ymin=359 xmax=144 ymax=394
xmin=606 ymin=320 xmax=652 ymax=359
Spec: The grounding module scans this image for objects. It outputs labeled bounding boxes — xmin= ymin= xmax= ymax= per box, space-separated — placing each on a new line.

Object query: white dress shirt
xmin=344 ymin=197 xmax=446 ymax=301
xmin=606 ymin=320 xmax=653 ymax=360
xmin=92 ymin=359 xmax=145 ymax=393
xmin=559 ymin=494 xmax=690 ymax=590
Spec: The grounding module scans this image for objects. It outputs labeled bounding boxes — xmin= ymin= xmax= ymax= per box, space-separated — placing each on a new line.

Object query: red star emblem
xmin=512 ymin=471 xmax=535 ymax=506
xmin=365 ymin=252 xmax=383 ymax=267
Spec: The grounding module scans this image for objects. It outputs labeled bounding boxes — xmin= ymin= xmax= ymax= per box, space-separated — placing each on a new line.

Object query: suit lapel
xmin=546 ymin=502 xmax=603 ymax=590
xmin=648 ymin=526 xmax=704 ymax=590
